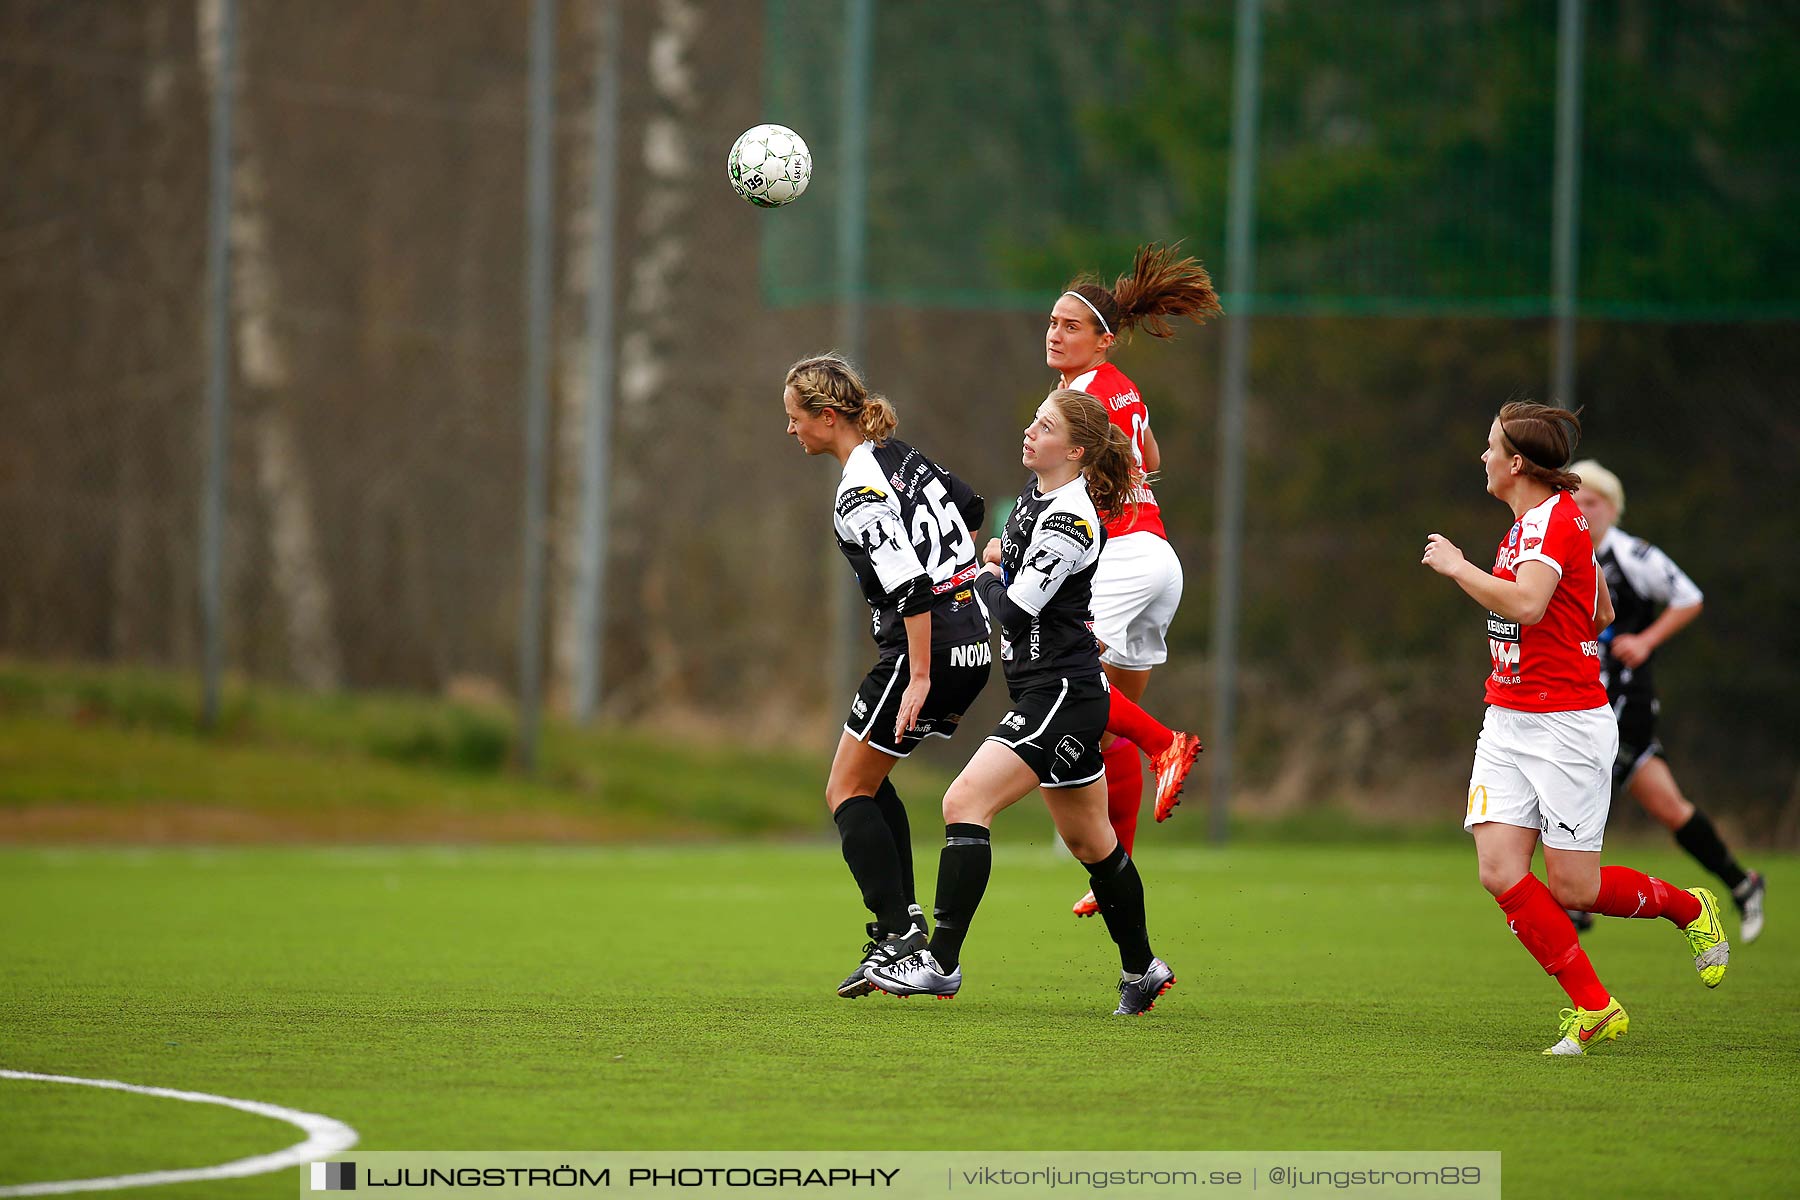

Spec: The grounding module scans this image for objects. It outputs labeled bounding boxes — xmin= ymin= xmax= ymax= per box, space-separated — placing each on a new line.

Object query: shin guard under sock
xmin=929 ymin=823 xmax=991 ymax=972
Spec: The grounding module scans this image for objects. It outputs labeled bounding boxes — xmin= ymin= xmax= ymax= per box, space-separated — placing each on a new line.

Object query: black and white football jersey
xmin=1598 ymin=525 xmax=1703 ymax=700
xmin=832 ymin=439 xmax=988 ymax=654
xmin=976 ymin=475 xmax=1106 ymax=687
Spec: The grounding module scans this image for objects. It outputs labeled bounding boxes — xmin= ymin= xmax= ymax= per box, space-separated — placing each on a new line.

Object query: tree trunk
xmin=197 ymin=0 xmax=342 ymax=691
xmin=550 ymin=0 xmax=601 ymax=713
xmin=609 ymin=0 xmax=699 ymax=713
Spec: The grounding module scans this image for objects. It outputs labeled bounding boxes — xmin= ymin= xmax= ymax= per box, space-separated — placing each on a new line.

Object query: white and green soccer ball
xmin=728 ymin=123 xmax=811 ymax=208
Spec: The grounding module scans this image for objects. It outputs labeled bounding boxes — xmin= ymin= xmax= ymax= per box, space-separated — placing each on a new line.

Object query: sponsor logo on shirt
xmin=836 ymin=485 xmax=888 ymax=518
xmin=949 ymin=642 xmax=992 ymax=668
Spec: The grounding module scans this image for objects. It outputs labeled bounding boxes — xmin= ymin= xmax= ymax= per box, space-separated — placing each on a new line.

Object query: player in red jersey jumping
xmin=1050 ymin=244 xmax=1220 ymax=917
xmin=1421 ymin=402 xmax=1730 ymax=1055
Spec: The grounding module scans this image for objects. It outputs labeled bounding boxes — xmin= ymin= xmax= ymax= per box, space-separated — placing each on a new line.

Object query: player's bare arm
xmin=1141 ymin=423 xmax=1162 ymax=473
xmin=1611 ymin=600 xmax=1700 ymax=668
xmin=894 ymin=611 xmax=932 ymax=740
xmin=1421 ymin=534 xmax=1559 ymax=624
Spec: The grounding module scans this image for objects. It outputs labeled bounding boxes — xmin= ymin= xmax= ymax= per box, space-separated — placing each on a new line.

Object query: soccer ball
xmin=728 ymin=124 xmax=811 ymax=208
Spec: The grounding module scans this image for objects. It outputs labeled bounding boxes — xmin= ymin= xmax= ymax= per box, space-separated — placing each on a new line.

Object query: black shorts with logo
xmin=1612 ymin=690 xmax=1662 ymax=789
xmin=985 ymin=672 xmax=1109 ymax=789
xmin=844 ymin=640 xmax=993 ymax=758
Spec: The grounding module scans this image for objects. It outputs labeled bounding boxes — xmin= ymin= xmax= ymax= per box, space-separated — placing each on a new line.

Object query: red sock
xmin=1102 ymin=739 xmax=1143 ymax=854
xmin=1106 ymin=690 xmax=1173 ymax=757
xmin=1495 ymin=873 xmax=1610 ymax=1010
xmin=1592 ymin=865 xmax=1701 ymax=927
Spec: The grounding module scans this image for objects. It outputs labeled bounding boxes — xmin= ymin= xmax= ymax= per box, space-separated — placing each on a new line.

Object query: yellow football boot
xmin=1682 ymin=887 xmax=1730 ymax=988
xmin=1543 ymin=997 xmax=1629 ymax=1056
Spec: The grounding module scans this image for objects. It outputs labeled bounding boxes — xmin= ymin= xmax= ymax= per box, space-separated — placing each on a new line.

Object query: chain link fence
xmin=2 ymin=0 xmax=1795 ymax=838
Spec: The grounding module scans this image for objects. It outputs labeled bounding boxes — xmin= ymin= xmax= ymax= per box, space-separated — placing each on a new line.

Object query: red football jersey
xmin=1067 ymin=362 xmax=1165 ymax=538
xmin=1484 ymin=491 xmax=1609 ymax=712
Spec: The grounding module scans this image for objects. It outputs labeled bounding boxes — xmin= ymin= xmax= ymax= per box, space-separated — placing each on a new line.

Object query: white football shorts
xmin=1091 ymin=530 xmax=1184 ymax=670
xmin=1464 ymin=704 xmax=1618 ymax=852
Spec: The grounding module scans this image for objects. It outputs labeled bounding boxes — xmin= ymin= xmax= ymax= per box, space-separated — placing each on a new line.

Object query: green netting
xmin=761 ymin=0 xmax=1798 ymax=319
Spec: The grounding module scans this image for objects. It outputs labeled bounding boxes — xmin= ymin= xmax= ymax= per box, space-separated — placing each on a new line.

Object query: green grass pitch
xmin=3 ymin=843 xmax=1795 ymax=1197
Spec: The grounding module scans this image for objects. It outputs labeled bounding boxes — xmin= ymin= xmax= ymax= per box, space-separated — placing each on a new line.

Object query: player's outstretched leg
xmin=868 ymin=822 xmax=988 ymax=999
xmin=1103 ymin=739 xmax=1143 ymax=854
xmin=1083 ymin=842 xmax=1175 ymax=1015
xmin=1634 ymin=759 xmax=1763 ymax=944
xmin=831 ymin=792 xmax=916 ymax=998
xmin=1496 ymin=873 xmax=1626 ymax=1055
xmin=1074 ymin=740 xmax=1144 ymax=918
xmin=1103 ymin=690 xmax=1202 ymax=820
xmin=1585 ymin=866 xmax=1728 ymax=987
xmin=872 ymin=777 xmax=926 ymax=936
xmin=1734 ymin=871 xmax=1766 ymax=945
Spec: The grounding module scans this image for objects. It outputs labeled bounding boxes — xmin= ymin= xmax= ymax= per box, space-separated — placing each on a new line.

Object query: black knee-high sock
xmin=928 ymin=823 xmax=991 ymax=973
xmin=872 ymin=778 xmax=917 ymax=916
xmin=832 ymin=795 xmax=910 ymax=935
xmin=1674 ymin=810 xmax=1748 ymax=891
xmin=1084 ymin=843 xmax=1154 ymax=975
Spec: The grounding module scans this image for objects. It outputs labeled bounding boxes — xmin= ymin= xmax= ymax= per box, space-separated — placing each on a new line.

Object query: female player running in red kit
xmin=1052 ymin=244 xmax=1220 ymax=917
xmin=1421 ymin=402 xmax=1730 ymax=1054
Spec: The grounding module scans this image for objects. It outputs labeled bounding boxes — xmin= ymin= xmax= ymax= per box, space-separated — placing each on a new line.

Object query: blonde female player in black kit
xmin=782 ymin=353 xmax=994 ymax=999
xmin=866 ymin=388 xmax=1177 ymax=1015
xmin=1566 ymin=460 xmax=1765 ymax=941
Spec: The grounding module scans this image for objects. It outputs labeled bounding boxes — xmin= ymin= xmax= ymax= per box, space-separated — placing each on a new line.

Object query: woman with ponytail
xmin=782 ymin=353 xmax=994 ymax=999
xmin=1421 ymin=401 xmax=1730 ymax=1054
xmin=1050 ymin=242 xmax=1221 ymax=917
xmin=865 ymin=389 xmax=1178 ymax=1015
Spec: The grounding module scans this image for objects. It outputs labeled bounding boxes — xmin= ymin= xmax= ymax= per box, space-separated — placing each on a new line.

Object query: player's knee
xmin=824 ymin=775 xmax=875 ymax=812
xmin=1476 ymin=863 xmax=1522 ymax=898
xmin=1549 ymin=876 xmax=1598 ymax=910
xmin=941 ymin=779 xmax=986 ymax=825
xmin=1062 ymin=830 xmax=1114 ymax=863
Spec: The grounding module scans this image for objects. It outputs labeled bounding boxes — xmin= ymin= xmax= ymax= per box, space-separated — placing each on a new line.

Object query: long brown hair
xmin=1497 ymin=401 xmax=1584 ymax=492
xmin=784 ymin=352 xmax=897 ymax=443
xmin=1047 ymin=388 xmax=1140 ymax=523
xmin=1064 ymin=242 xmax=1223 ymax=342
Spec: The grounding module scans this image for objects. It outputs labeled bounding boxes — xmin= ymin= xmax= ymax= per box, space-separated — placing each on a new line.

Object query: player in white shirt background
xmin=1566 ymin=460 xmax=1765 ymax=942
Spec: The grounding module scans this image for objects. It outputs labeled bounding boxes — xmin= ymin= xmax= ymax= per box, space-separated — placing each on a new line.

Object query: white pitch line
xmin=0 ymin=1070 xmax=358 ymax=1196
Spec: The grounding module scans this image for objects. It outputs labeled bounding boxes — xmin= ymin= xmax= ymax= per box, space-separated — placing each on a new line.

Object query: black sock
xmin=1674 ymin=810 xmax=1747 ymax=891
xmin=928 ymin=823 xmax=991 ymax=973
xmin=872 ymin=778 xmax=917 ymax=917
xmin=832 ymin=795 xmax=910 ymax=935
xmin=1084 ymin=843 xmax=1154 ymax=975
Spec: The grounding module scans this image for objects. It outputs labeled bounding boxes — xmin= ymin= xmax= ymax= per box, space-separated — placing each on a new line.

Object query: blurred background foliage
xmin=2 ymin=0 xmax=1794 ymax=841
